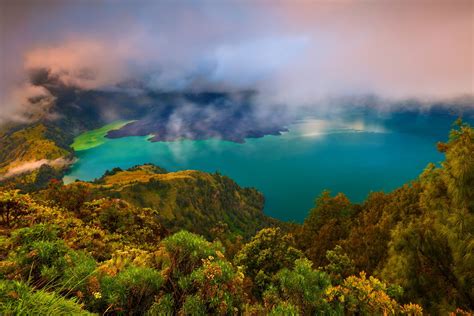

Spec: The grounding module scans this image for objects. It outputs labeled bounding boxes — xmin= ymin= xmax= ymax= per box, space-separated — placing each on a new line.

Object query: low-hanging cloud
xmin=0 ymin=0 xmax=473 ymax=125
xmin=0 ymin=157 xmax=73 ymax=180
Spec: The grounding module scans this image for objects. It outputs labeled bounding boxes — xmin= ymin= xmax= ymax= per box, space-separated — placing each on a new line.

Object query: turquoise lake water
xmin=65 ymin=111 xmax=466 ymax=222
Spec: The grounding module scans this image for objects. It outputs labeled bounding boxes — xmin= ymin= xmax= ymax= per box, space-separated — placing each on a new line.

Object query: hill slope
xmin=43 ymin=164 xmax=278 ymax=239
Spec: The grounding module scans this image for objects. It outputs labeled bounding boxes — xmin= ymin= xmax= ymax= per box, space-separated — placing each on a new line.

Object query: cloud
xmin=23 ymin=40 xmax=135 ymax=90
xmin=0 ymin=157 xmax=72 ymax=180
xmin=0 ymin=0 xmax=472 ymax=125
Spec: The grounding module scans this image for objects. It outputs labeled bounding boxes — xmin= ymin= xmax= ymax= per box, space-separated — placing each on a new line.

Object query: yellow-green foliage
xmin=326 ymin=272 xmax=422 ymax=315
xmin=234 ymin=227 xmax=303 ymax=297
xmin=0 ymin=280 xmax=93 ymax=316
xmin=0 ymin=124 xmax=69 ymax=173
xmin=0 ymin=189 xmax=423 ymax=315
xmin=71 ymin=120 xmax=132 ymax=151
xmin=0 ymin=123 xmax=73 ymax=190
xmin=60 ymin=164 xmax=272 ymax=239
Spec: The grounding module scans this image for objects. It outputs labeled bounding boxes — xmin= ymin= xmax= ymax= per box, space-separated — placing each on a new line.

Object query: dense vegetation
xmin=38 ymin=164 xmax=278 ymax=240
xmin=0 ymin=121 xmax=472 ymax=315
xmin=0 ymin=123 xmax=75 ymax=191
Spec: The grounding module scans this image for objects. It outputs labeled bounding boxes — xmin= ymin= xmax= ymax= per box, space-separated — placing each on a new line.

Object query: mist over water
xmin=65 ymin=109 xmax=469 ymax=222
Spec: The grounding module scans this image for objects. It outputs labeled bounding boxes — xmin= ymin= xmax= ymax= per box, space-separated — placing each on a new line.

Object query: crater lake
xmin=64 ymin=109 xmax=471 ymax=222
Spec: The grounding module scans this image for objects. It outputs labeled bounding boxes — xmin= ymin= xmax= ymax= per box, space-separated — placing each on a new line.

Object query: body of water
xmin=65 ymin=110 xmax=466 ymax=222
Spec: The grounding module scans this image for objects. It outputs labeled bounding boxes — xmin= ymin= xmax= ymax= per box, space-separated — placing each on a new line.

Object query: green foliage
xmin=44 ymin=181 xmax=93 ymax=214
xmin=299 ymin=191 xmax=356 ymax=267
xmin=5 ymin=224 xmax=97 ymax=295
xmin=443 ymin=121 xmax=474 ymax=210
xmin=100 ymin=266 xmax=163 ymax=314
xmin=323 ymin=246 xmax=355 ymax=284
xmin=0 ymin=190 xmax=33 ymax=227
xmin=60 ymin=251 xmax=97 ymax=294
xmin=160 ymin=230 xmax=223 ymax=276
xmin=84 ymin=164 xmax=275 ymax=239
xmin=268 ymin=302 xmax=300 ymax=315
xmin=0 ymin=123 xmax=73 ymax=190
xmin=183 ymin=257 xmax=245 ymax=314
xmin=0 ymin=280 xmax=92 ymax=315
xmin=146 ymin=294 xmax=174 ymax=315
xmin=341 ymin=184 xmax=423 ymax=274
xmin=157 ymin=230 xmax=245 ymax=314
xmin=382 ymin=122 xmax=474 ymax=313
xmin=182 ymin=295 xmax=207 ymax=315
xmin=234 ymin=227 xmax=303 ymax=297
xmin=276 ymin=258 xmax=332 ymax=314
xmin=9 ymin=225 xmax=69 ymax=283
xmin=80 ymin=198 xmax=165 ymax=246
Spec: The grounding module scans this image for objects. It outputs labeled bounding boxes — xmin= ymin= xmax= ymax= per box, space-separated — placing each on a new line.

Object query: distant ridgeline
xmin=0 ymin=120 xmax=472 ymax=314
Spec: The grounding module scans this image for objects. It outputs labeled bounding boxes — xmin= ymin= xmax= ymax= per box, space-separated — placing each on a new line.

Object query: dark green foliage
xmin=341 ymin=184 xmax=423 ymax=274
xmin=5 ymin=224 xmax=97 ymax=293
xmin=298 ymin=191 xmax=357 ymax=267
xmin=323 ymin=245 xmax=355 ymax=284
xmin=0 ymin=190 xmax=32 ymax=227
xmin=147 ymin=294 xmax=174 ymax=315
xmin=381 ymin=122 xmax=474 ymax=313
xmin=160 ymin=230 xmax=223 ymax=277
xmin=43 ymin=180 xmax=94 ymax=214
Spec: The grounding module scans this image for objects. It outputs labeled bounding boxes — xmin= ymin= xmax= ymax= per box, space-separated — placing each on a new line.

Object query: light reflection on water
xmin=65 ymin=113 xmax=456 ymax=222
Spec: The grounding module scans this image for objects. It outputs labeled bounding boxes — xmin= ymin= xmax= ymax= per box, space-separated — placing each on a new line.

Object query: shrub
xmin=11 ymin=225 xmax=69 ymax=284
xmin=0 ymin=280 xmax=92 ymax=315
xmin=234 ymin=227 xmax=303 ymax=297
xmin=100 ymin=265 xmax=163 ymax=314
xmin=276 ymin=258 xmax=332 ymax=314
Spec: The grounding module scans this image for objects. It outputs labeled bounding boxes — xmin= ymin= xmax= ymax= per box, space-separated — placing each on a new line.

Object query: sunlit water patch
xmin=65 ymin=112 xmax=463 ymax=222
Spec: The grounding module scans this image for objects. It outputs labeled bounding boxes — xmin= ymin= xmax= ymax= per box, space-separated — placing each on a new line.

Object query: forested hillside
xmin=0 ymin=121 xmax=472 ymax=315
xmin=37 ymin=164 xmax=277 ymax=240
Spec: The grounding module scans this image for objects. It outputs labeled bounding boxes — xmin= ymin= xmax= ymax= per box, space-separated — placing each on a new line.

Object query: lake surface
xmin=65 ymin=110 xmax=468 ymax=222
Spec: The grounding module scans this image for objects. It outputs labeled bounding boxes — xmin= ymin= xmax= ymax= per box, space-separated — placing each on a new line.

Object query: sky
xmin=0 ymin=0 xmax=473 ymax=124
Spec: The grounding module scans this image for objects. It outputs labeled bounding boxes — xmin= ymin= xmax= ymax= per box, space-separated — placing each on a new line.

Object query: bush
xmin=100 ymin=265 xmax=163 ymax=314
xmin=268 ymin=302 xmax=300 ymax=316
xmin=11 ymin=225 xmax=69 ymax=284
xmin=0 ymin=280 xmax=92 ymax=315
xmin=160 ymin=230 xmax=224 ymax=276
xmin=234 ymin=227 xmax=303 ymax=297
xmin=146 ymin=294 xmax=174 ymax=316
xmin=276 ymin=258 xmax=332 ymax=314
xmin=182 ymin=295 xmax=207 ymax=316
